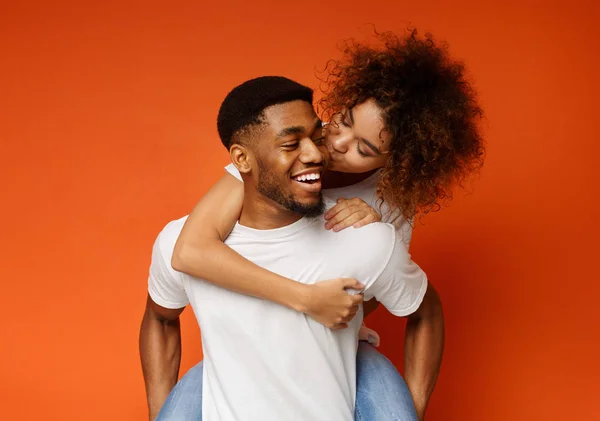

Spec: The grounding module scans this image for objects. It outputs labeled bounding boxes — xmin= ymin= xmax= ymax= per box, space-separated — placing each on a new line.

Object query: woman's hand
xmin=324 ymin=197 xmax=381 ymax=231
xmin=301 ymin=278 xmax=365 ymax=330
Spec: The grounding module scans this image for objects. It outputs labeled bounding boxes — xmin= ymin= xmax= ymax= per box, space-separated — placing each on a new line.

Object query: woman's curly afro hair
xmin=319 ymin=29 xmax=485 ymax=221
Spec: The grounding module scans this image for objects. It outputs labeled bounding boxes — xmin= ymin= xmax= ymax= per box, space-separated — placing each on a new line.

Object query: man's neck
xmin=238 ymin=187 xmax=303 ymax=230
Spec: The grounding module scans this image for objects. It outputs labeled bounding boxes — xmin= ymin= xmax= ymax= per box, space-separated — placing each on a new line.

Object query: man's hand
xmin=300 ymin=278 xmax=365 ymax=329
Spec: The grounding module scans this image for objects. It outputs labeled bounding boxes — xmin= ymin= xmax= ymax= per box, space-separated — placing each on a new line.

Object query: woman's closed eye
xmin=342 ymin=116 xmax=352 ymax=128
xmin=356 ymin=141 xmax=374 ymax=158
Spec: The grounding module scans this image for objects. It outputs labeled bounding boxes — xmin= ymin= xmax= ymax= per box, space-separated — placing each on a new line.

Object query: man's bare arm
xmin=404 ymin=284 xmax=444 ymax=421
xmin=139 ymin=295 xmax=185 ymax=421
xmin=363 ymin=298 xmax=379 ymax=318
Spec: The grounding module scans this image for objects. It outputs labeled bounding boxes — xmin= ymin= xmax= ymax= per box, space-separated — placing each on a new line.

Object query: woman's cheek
xmin=342 ymin=156 xmax=368 ymax=173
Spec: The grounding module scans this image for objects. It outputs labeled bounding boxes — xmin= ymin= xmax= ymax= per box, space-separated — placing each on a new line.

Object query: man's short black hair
xmin=217 ymin=76 xmax=314 ymax=149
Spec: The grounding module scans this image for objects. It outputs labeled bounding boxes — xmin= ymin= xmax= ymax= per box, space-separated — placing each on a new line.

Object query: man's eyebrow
xmin=349 ymin=108 xmax=382 ymax=155
xmin=276 ymin=118 xmax=323 ymax=139
xmin=275 ymin=126 xmax=305 ymax=139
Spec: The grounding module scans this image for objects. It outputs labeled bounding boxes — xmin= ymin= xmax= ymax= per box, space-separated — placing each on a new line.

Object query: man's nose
xmin=300 ymin=139 xmax=324 ymax=164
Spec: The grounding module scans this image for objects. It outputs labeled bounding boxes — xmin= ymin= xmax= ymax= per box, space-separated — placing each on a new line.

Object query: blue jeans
xmin=157 ymin=342 xmax=418 ymax=421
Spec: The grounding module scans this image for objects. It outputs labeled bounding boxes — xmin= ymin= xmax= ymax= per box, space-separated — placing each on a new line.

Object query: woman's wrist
xmin=285 ymin=282 xmax=312 ymax=314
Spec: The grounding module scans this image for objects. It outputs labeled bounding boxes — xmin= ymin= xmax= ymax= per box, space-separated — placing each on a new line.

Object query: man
xmin=140 ymin=76 xmax=441 ymax=421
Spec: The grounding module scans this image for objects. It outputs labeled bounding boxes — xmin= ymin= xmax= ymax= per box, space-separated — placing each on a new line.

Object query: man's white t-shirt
xmin=147 ymin=165 xmax=427 ymax=421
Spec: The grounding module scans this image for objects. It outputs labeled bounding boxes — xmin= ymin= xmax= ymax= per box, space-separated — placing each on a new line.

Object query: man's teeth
xmin=295 ymin=173 xmax=321 ymax=182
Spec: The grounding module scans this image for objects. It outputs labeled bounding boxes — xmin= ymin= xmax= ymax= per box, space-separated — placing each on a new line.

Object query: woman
xmin=159 ymin=30 xmax=484 ymax=421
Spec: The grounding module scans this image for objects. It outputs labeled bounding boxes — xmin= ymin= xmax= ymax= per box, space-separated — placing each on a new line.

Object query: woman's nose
xmin=330 ymin=133 xmax=350 ymax=154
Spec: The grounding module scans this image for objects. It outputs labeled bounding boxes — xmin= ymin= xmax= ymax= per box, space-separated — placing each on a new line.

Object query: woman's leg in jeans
xmin=354 ymin=342 xmax=418 ymax=421
xmin=155 ymin=361 xmax=204 ymax=421
xmin=155 ymin=345 xmax=415 ymax=421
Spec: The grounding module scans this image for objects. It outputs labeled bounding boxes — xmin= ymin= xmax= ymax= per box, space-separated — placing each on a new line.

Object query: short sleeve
xmin=365 ymin=231 xmax=427 ymax=317
xmin=225 ymin=163 xmax=243 ymax=182
xmin=148 ymin=230 xmax=189 ymax=309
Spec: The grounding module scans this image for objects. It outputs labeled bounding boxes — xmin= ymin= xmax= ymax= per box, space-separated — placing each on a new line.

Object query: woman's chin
xmin=328 ymin=160 xmax=353 ymax=173
xmin=327 ymin=163 xmax=339 ymax=172
xmin=328 ymin=165 xmax=353 ymax=174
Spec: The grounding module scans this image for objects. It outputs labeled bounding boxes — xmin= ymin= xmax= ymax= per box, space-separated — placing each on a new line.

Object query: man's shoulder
xmin=334 ymin=220 xmax=395 ymax=239
xmin=322 ymin=198 xmax=394 ymax=236
xmin=154 ymin=215 xmax=188 ymax=255
xmin=323 ymin=220 xmax=396 ymax=255
xmin=312 ymin=221 xmax=398 ymax=282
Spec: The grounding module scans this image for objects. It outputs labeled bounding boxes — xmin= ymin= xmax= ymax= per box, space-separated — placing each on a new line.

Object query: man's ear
xmin=229 ymin=144 xmax=252 ymax=174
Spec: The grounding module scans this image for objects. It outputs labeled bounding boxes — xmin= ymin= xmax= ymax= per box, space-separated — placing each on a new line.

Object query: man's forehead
xmin=262 ymin=100 xmax=318 ymax=128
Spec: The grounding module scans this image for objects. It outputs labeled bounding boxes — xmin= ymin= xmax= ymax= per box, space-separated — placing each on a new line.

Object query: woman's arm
xmin=171 ymin=173 xmax=364 ymax=329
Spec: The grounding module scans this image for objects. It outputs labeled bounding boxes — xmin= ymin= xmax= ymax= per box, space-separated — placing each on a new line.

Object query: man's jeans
xmin=157 ymin=342 xmax=418 ymax=421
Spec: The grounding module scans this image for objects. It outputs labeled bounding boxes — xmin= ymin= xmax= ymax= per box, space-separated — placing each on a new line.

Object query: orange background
xmin=2 ymin=1 xmax=599 ymax=420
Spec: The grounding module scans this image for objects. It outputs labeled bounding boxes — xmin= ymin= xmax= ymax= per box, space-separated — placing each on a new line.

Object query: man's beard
xmin=256 ymin=160 xmax=324 ymax=218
